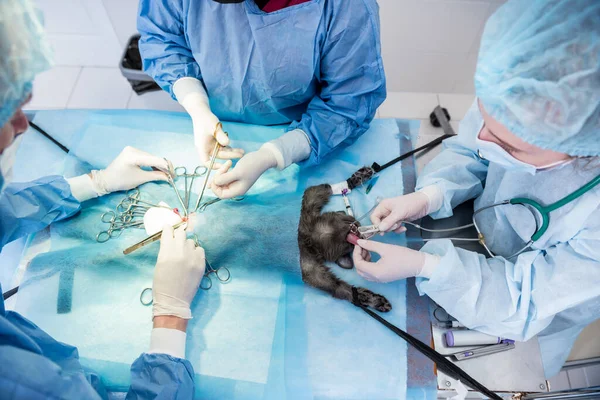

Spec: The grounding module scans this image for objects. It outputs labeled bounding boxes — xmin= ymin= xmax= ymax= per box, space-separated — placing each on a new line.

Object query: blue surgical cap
xmin=0 ymin=0 xmax=52 ymax=128
xmin=475 ymin=0 xmax=600 ymax=157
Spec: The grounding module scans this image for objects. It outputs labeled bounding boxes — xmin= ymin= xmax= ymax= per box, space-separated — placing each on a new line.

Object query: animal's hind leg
xmin=301 ymin=256 xmax=392 ymax=312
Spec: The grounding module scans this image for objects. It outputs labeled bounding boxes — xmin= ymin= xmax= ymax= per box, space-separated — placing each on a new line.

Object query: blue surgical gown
xmin=0 ymin=176 xmax=195 ymax=398
xmin=137 ymin=0 xmax=386 ymax=166
xmin=415 ymin=101 xmax=600 ymax=378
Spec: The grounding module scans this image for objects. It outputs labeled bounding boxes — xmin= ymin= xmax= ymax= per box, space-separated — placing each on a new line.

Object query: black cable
xmin=372 ymin=133 xmax=454 ymax=173
xmin=346 ymin=132 xmax=456 ymax=189
xmin=2 ymin=286 xmax=18 ymax=300
xmin=351 ymin=288 xmax=502 ymax=400
xmin=28 ymin=121 xmax=70 ymax=153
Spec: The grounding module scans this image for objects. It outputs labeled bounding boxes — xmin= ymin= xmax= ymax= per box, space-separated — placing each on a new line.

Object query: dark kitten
xmin=298 ymin=184 xmax=392 ymax=312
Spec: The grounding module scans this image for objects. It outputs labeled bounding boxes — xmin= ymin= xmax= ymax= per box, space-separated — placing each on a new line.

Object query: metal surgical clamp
xmin=175 ymin=166 xmax=208 ymax=210
xmin=194 ymin=123 xmax=226 ymax=212
xmin=164 ymin=159 xmax=189 ymax=217
xmin=357 ymin=225 xmax=381 ymax=240
xmin=192 ymin=234 xmax=231 ymax=290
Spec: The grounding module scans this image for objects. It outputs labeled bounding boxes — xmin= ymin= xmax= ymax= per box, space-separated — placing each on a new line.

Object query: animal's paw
xmin=357 ymin=287 xmax=392 ymax=312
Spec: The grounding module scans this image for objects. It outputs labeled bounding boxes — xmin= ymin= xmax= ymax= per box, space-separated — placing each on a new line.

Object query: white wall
xmin=379 ymin=0 xmax=506 ymax=94
xmin=38 ymin=0 xmax=506 ymax=95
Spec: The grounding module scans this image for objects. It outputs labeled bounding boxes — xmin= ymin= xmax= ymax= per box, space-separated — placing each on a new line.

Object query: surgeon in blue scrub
xmin=0 ymin=2 xmax=204 ymax=398
xmin=353 ymin=0 xmax=600 ymax=379
xmin=138 ymin=0 xmax=386 ymax=198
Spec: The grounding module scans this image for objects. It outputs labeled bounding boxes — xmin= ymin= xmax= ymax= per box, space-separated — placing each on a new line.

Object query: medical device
xmin=448 ymin=341 xmax=515 ymax=361
xmin=345 ymin=106 xmax=456 ymax=191
xmin=444 ymin=330 xmax=504 ymax=347
xmin=416 ymin=174 xmax=600 ymax=258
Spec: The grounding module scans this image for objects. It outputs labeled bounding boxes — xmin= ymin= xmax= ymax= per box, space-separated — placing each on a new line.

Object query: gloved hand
xmin=211 ymin=146 xmax=278 ymax=199
xmin=371 ymin=189 xmax=438 ymax=233
xmin=152 ymin=225 xmax=206 ymax=319
xmin=173 ymin=77 xmax=244 ymax=168
xmin=90 ymin=146 xmax=169 ymax=195
xmin=67 ymin=147 xmax=170 ymax=202
xmin=353 ymin=239 xmax=440 ymax=282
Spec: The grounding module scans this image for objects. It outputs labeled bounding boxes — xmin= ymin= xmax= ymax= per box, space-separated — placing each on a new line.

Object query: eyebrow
xmin=486 ymin=128 xmax=523 ymax=153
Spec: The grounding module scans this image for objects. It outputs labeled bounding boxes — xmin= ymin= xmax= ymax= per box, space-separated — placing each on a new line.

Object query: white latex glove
xmin=68 ymin=146 xmax=170 ymax=202
xmin=371 ymin=186 xmax=443 ymax=232
xmin=152 ymin=225 xmax=206 ymax=319
xmin=353 ymin=239 xmax=440 ymax=282
xmin=211 ymin=146 xmax=277 ymax=199
xmin=92 ymin=146 xmax=170 ymax=195
xmin=173 ymin=77 xmax=244 ymax=168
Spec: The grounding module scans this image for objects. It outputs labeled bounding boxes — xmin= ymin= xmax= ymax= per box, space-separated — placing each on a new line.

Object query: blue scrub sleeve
xmin=415 ymin=102 xmax=488 ymax=219
xmin=0 ymin=310 xmax=106 ymax=399
xmin=291 ymin=0 xmax=386 ymax=167
xmin=137 ymin=0 xmax=201 ymax=98
xmin=416 ymin=217 xmax=600 ymax=343
xmin=126 ymin=353 xmax=194 ymax=400
xmin=0 ymin=176 xmax=80 ymax=251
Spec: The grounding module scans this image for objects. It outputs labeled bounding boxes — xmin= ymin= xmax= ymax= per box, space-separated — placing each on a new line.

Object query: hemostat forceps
xmin=194 ymin=123 xmax=227 ymax=212
xmin=196 ymin=196 xmax=245 ymax=212
xmin=175 ymin=166 xmax=208 ymax=210
xmin=190 ymin=234 xmax=231 ymax=290
xmin=164 ymin=159 xmax=188 ymax=216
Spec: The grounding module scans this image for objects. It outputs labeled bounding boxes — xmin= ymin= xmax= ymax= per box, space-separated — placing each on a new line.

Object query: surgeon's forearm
xmin=154 ymin=315 xmax=188 ymax=332
xmin=67 ymin=174 xmax=98 ymax=202
xmin=262 ymin=129 xmax=312 ymax=170
xmin=148 ymin=316 xmax=188 ymax=359
xmin=173 ymin=77 xmax=211 ymax=115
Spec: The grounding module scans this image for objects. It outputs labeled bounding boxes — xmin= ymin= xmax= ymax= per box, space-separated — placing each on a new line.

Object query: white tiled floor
xmin=67 ymin=67 xmax=133 ymax=109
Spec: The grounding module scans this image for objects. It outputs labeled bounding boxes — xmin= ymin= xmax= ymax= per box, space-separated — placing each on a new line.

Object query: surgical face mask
xmin=476 ymin=136 xmax=538 ymax=175
xmin=476 ymin=135 xmax=571 ymax=175
xmin=0 ymin=134 xmax=21 ymax=185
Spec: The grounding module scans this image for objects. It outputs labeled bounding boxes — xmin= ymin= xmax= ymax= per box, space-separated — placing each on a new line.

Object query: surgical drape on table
xmin=13 ymin=111 xmax=418 ymax=399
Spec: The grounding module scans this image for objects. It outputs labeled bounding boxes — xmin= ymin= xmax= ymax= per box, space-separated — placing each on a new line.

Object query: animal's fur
xmin=298 ymin=184 xmax=392 ymax=312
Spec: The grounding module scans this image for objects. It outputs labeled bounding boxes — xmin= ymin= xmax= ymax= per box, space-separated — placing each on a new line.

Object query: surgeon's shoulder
xmin=325 ymin=0 xmax=380 ymax=19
